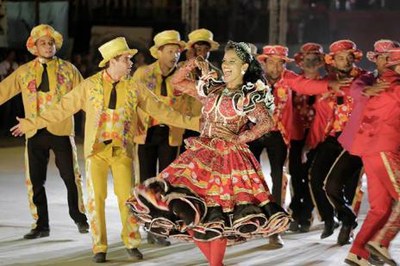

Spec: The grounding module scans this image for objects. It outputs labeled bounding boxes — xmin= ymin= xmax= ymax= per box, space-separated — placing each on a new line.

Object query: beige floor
xmin=0 ymin=145 xmax=398 ymax=266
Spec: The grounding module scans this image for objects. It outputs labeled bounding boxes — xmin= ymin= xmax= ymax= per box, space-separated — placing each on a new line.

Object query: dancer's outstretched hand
xmin=362 ymin=81 xmax=389 ymax=97
xmin=328 ymin=77 xmax=352 ymax=93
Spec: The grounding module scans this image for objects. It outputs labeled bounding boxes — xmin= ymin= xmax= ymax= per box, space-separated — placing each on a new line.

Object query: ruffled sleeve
xmin=234 ymin=80 xmax=275 ymax=144
xmin=171 ymin=59 xmax=223 ymax=102
xmin=237 ymin=102 xmax=274 ymax=144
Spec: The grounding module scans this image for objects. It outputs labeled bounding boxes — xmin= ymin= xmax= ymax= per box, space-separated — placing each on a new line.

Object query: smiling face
xmin=35 ymin=36 xmax=57 ymax=59
xmin=110 ymin=53 xmax=133 ymax=77
xmin=221 ymin=49 xmax=248 ymax=88
xmin=157 ymin=44 xmax=181 ymax=70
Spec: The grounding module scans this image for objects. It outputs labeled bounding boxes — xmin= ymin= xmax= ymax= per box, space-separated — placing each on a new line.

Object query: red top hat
xmin=257 ymin=45 xmax=293 ymax=62
xmin=385 ymin=47 xmax=400 ymax=67
xmin=294 ymin=42 xmax=324 ymax=64
xmin=325 ymin=39 xmax=363 ymax=65
xmin=366 ymin=39 xmax=400 ymax=62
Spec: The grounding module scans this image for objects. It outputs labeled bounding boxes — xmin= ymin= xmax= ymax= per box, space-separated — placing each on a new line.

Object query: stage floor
xmin=0 ymin=145 xmax=399 ymax=266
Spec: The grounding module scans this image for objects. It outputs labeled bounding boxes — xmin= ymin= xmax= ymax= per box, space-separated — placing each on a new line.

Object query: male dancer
xmin=253 ymin=44 xmax=339 ymax=246
xmin=133 ymin=30 xmax=188 ymax=245
xmin=344 ymin=47 xmax=400 ymax=266
xmin=288 ymin=43 xmax=325 ymax=232
xmin=0 ymin=24 xmax=88 ymax=239
xmin=308 ymin=40 xmax=365 ymax=240
xmin=325 ymin=39 xmax=400 ymax=246
xmin=177 ymin=28 xmax=221 ymax=153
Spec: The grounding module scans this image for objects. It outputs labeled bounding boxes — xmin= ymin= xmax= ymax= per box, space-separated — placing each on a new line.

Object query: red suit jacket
xmin=306 ymin=67 xmax=365 ymax=148
xmin=347 ymin=70 xmax=400 ymax=156
xmin=272 ymin=69 xmax=328 ymax=145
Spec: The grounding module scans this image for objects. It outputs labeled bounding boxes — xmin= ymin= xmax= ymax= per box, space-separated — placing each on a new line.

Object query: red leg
xmin=209 ymin=238 xmax=227 ymax=266
xmin=188 ymin=230 xmax=211 ymax=262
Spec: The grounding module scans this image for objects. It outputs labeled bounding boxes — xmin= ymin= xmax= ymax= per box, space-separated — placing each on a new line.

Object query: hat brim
xmin=325 ymin=49 xmax=363 ymax=65
xmin=98 ymin=48 xmax=138 ymax=68
xmin=150 ymin=41 xmax=186 ymax=59
xmin=294 ymin=52 xmax=325 ymax=65
xmin=294 ymin=53 xmax=303 ymax=64
xmin=186 ymin=39 xmax=219 ymax=51
xmin=366 ymin=51 xmax=390 ymax=62
xmin=257 ymin=54 xmax=294 ymax=62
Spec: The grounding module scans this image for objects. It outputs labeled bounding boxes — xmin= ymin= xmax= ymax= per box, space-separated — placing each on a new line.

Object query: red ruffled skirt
xmin=127 ymin=137 xmax=290 ymax=244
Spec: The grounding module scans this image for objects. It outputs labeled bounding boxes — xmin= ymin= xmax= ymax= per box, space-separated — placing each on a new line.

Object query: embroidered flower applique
xmin=27 ymin=80 xmax=36 ymax=93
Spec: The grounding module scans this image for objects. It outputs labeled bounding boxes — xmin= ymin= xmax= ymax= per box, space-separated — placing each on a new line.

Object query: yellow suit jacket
xmin=19 ymin=71 xmax=199 ymax=159
xmin=0 ymin=57 xmax=83 ymax=138
xmin=132 ymin=61 xmax=190 ymax=146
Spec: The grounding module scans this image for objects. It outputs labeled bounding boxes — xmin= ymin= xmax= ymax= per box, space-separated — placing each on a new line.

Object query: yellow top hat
xmin=186 ymin=28 xmax=219 ymax=51
xmin=149 ymin=30 xmax=186 ymax=59
xmin=98 ymin=37 xmax=138 ymax=67
xmin=26 ymin=24 xmax=63 ymax=56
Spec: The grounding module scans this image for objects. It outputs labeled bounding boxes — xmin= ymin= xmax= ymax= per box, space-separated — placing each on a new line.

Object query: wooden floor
xmin=0 ymin=146 xmax=399 ymax=266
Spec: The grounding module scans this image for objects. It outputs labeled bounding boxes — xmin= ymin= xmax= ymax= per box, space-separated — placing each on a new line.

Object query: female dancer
xmin=127 ymin=41 xmax=290 ymax=266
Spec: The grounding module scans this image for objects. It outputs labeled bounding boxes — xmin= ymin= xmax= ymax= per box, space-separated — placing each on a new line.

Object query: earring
xmin=241 ymin=70 xmax=245 ymax=75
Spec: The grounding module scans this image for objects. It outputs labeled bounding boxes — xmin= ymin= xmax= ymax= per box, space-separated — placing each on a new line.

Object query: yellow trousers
xmin=85 ymin=145 xmax=141 ymax=254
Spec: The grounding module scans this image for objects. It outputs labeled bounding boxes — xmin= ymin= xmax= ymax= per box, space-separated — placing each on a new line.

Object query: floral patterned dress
xmin=127 ymin=64 xmax=290 ymax=244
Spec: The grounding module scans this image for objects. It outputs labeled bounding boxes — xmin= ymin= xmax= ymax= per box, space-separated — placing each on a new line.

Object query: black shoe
xmin=320 ymin=220 xmax=335 ymax=239
xmin=369 ymin=254 xmax=385 ymax=266
xmin=337 ymin=223 xmax=356 ymax=246
xmin=262 ymin=202 xmax=288 ymax=219
xmin=334 ymin=220 xmax=340 ymax=229
xmin=76 ymin=221 xmax=89 ymax=233
xmin=147 ymin=233 xmax=171 ymax=246
xmin=268 ymin=234 xmax=284 ymax=248
xmin=288 ymin=220 xmax=299 ymax=232
xmin=127 ymin=248 xmax=143 ymax=260
xmin=299 ymin=223 xmax=311 ymax=233
xmin=366 ymin=241 xmax=397 ymax=266
xmin=92 ymin=252 xmax=106 ymax=263
xmin=23 ymin=228 xmax=50 ymax=239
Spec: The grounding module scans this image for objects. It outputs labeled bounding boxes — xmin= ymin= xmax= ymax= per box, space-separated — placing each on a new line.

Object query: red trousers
xmin=350 ymin=152 xmax=400 ymax=259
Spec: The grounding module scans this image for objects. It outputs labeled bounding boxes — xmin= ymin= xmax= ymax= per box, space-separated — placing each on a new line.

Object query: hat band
xmin=155 ymin=38 xmax=182 ymax=47
xmin=263 ymin=53 xmax=288 ymax=57
xmin=102 ymin=47 xmax=130 ymax=58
